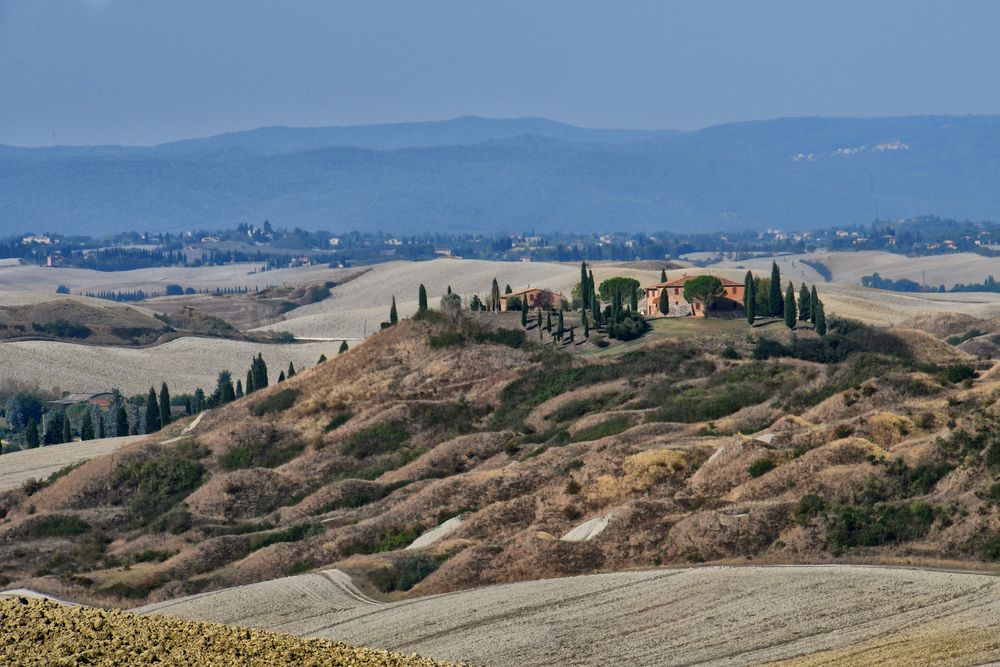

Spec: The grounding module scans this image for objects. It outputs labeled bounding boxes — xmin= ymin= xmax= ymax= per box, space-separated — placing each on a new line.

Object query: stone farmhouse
xmin=644 ymin=275 xmax=745 ymax=318
xmin=499 ymin=287 xmax=564 ymax=312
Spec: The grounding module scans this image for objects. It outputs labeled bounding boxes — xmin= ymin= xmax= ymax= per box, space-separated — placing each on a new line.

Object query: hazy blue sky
xmin=2 ymin=0 xmax=998 ymax=146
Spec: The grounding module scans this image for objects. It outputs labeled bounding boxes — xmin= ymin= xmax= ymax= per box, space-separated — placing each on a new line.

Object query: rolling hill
xmin=4 ymin=115 xmax=1000 ymax=235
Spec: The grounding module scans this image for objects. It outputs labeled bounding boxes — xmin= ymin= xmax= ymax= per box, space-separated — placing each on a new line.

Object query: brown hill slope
xmin=1 ymin=311 xmax=999 ymax=607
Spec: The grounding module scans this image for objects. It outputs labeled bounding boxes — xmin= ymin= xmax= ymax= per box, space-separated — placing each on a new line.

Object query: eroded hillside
xmin=2 ymin=310 xmax=1000 ymax=606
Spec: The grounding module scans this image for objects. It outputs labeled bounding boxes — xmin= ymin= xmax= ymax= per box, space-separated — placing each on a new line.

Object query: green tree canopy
xmin=159 ymin=383 xmax=171 ymax=427
xmin=598 ymin=277 xmax=641 ymax=304
xmin=784 ymin=282 xmax=797 ymax=328
xmin=145 ymin=387 xmax=161 ymax=433
xmin=769 ymin=261 xmax=784 ymax=316
xmin=418 ymin=284 xmax=428 ymax=312
xmin=744 ymin=270 xmax=756 ymax=325
xmin=683 ymin=276 xmax=724 ymax=314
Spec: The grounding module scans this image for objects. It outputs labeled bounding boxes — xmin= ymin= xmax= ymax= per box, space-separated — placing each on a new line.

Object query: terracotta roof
xmin=645 ymin=275 xmax=744 ymax=289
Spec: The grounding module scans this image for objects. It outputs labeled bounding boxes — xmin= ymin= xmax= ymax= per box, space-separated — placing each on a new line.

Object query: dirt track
xmin=137 ymin=565 xmax=1000 ymax=666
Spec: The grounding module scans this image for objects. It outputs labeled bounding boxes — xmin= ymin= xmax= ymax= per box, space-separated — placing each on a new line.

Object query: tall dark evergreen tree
xmin=389 ymin=296 xmax=398 ymax=325
xmin=784 ymin=282 xmax=797 ymax=329
xmin=546 ymin=310 xmax=552 ymax=332
xmin=159 ymin=383 xmax=172 ymax=427
xmin=278 ymin=370 xmax=286 ymax=383
xmin=580 ymin=262 xmax=589 ymax=311
xmin=798 ymin=283 xmax=811 ymax=320
xmin=521 ymin=303 xmax=528 ymax=327
xmin=193 ymin=388 xmax=205 ymax=413
xmin=810 ymin=286 xmax=820 ymax=322
xmin=660 ymin=268 xmax=667 ymax=282
xmin=582 ymin=310 xmax=590 ymax=337
xmin=557 ymin=310 xmax=565 ymax=341
xmin=252 ymin=353 xmax=268 ymax=389
xmin=26 ymin=418 xmax=39 ymax=448
xmin=318 ymin=354 xmax=327 ymax=364
xmin=744 ymin=271 xmax=756 ymax=325
xmin=145 ymin=387 xmax=161 ymax=433
xmin=62 ymin=412 xmax=72 ymax=443
xmin=536 ymin=309 xmax=542 ymax=330
xmin=97 ymin=413 xmax=105 ymax=439
xmin=629 ymin=287 xmax=638 ymax=313
xmin=287 ymin=362 xmax=296 ymax=378
xmin=80 ymin=412 xmax=95 ymax=441
xmin=235 ymin=380 xmax=244 ymax=398
xmin=418 ymin=284 xmax=428 ymax=312
xmin=246 ymin=370 xmax=255 ymax=394
xmin=769 ymin=261 xmax=783 ymax=316
xmin=115 ymin=405 xmax=129 ymax=436
xmin=504 ymin=284 xmax=512 ymax=294
xmin=339 ymin=340 xmax=349 ymax=353
xmin=814 ymin=299 xmax=827 ymax=336
xmin=658 ymin=288 xmax=669 ymax=315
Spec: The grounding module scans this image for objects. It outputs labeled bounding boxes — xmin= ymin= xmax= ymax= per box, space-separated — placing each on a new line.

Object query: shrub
xmin=341 ymin=421 xmax=409 ymax=459
xmin=565 ymin=479 xmax=581 ymax=495
xmin=793 ymin=494 xmax=827 ymax=525
xmin=31 ymin=320 xmax=91 ymax=339
xmin=938 ymin=364 xmax=977 ymax=384
xmin=323 ymin=411 xmax=352 ymax=432
xmin=369 ymin=553 xmax=443 ymax=593
xmin=374 ymin=526 xmax=422 ymax=552
xmin=251 ymin=388 xmax=299 ymax=417
xmin=826 ymin=501 xmax=936 ymax=550
xmin=114 ymin=442 xmax=207 ymax=524
xmin=747 ymin=457 xmax=776 ymax=478
xmin=833 ymin=424 xmax=854 ymax=439
xmin=23 ymin=515 xmax=90 ymax=538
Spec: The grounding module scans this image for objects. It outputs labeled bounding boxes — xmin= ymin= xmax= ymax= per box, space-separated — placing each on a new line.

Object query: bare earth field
xmin=0 ymin=337 xmax=340 ymax=395
xmin=138 ymin=565 xmax=1000 ymax=667
xmin=0 ymin=262 xmax=355 ymax=305
xmin=0 ymin=435 xmax=147 ymax=493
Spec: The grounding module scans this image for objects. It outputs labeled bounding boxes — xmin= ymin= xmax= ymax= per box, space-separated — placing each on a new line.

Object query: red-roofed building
xmin=644 ymin=274 xmax=745 ymax=318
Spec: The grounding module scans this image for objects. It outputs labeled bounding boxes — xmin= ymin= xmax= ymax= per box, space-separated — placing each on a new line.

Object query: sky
xmin=1 ymin=0 xmax=999 ymax=146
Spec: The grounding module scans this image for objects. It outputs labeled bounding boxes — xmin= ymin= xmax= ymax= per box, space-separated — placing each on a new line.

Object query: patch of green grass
xmin=341 ymin=421 xmax=409 ymax=459
xmin=248 ymin=523 xmax=324 ymax=552
xmin=251 ymin=388 xmax=299 ymax=417
xmin=569 ymin=416 xmax=632 ymax=443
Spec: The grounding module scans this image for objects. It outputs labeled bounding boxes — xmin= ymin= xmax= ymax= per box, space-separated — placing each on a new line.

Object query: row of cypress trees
xmin=744 ymin=262 xmax=826 ymax=335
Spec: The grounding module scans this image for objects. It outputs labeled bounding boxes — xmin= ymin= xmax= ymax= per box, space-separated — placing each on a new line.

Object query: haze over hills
xmin=3 ymin=115 xmax=1000 ymax=236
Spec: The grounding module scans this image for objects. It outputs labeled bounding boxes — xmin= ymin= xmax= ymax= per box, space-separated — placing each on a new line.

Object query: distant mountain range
xmin=2 ymin=115 xmax=1000 ymax=236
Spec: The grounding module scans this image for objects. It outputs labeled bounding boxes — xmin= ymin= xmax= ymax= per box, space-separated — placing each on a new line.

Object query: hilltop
xmin=5 ymin=115 xmax=1000 ymax=234
xmin=2 ymin=305 xmax=1000 ymax=610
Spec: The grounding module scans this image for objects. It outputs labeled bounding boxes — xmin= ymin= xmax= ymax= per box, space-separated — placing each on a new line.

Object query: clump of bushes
xmin=569 ymin=416 xmax=632 ymax=443
xmin=248 ymin=523 xmax=324 ymax=553
xmin=221 ymin=427 xmax=304 ymax=470
xmin=31 ymin=320 xmax=91 ymax=339
xmin=825 ymin=501 xmax=937 ymax=550
xmin=22 ymin=515 xmax=90 ymax=539
xmin=114 ymin=441 xmax=208 ymax=524
xmin=251 ymin=388 xmax=299 ymax=417
xmin=369 ymin=553 xmax=443 ymax=593
xmin=747 ymin=457 xmax=776 ymax=478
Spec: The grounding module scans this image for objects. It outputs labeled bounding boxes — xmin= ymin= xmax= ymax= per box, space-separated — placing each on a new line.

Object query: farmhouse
xmin=644 ymin=275 xmax=745 ymax=318
xmin=47 ymin=392 xmax=116 ymax=410
xmin=500 ymin=287 xmax=564 ymax=311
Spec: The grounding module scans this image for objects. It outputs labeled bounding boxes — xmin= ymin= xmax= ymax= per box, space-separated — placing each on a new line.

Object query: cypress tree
xmin=769 ymin=261 xmax=783 ymax=317
xmin=194 ymin=388 xmax=205 ymax=413
xmin=159 ymin=382 xmax=171 ymax=427
xmin=246 ymin=369 xmax=255 ymax=394
xmin=115 ymin=405 xmax=128 ymax=436
xmin=418 ymin=284 xmax=428 ymax=312
xmin=490 ymin=279 xmax=500 ymax=311
xmin=505 ymin=284 xmax=512 ymax=294
xmin=339 ymin=340 xmax=349 ymax=353
xmin=660 ymin=268 xmax=667 ymax=282
xmin=745 ymin=271 xmax=756 ymax=325
xmin=97 ymin=414 xmax=105 ymax=439
xmin=784 ymin=282 xmax=797 ymax=329
xmin=658 ymin=288 xmax=669 ymax=315
xmin=521 ymin=304 xmax=528 ymax=327
xmin=145 ymin=387 xmax=161 ymax=433
xmin=580 ymin=262 xmax=589 ymax=311
xmin=278 ymin=370 xmax=286 ymax=383
xmin=798 ymin=283 xmax=811 ymax=321
xmin=810 ymin=286 xmax=819 ymax=322
xmin=536 ymin=308 xmax=542 ymax=329
xmin=389 ymin=296 xmax=398 ymax=325
xmin=235 ymin=380 xmax=244 ymax=398
xmin=557 ymin=310 xmax=564 ymax=340
xmin=62 ymin=412 xmax=72 ymax=442
xmin=546 ymin=311 xmax=552 ymax=332
xmin=26 ymin=418 xmax=39 ymax=448
xmin=80 ymin=412 xmax=94 ymax=441
xmin=129 ymin=421 xmax=138 ymax=436
xmin=814 ymin=299 xmax=827 ymax=336
xmin=629 ymin=287 xmax=638 ymax=313
xmin=253 ymin=353 xmax=268 ymax=389
xmin=447 ymin=285 xmax=452 ymax=295
xmin=318 ymin=354 xmax=327 ymax=364
xmin=288 ymin=362 xmax=296 ymax=378
xmin=583 ymin=310 xmax=590 ymax=338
